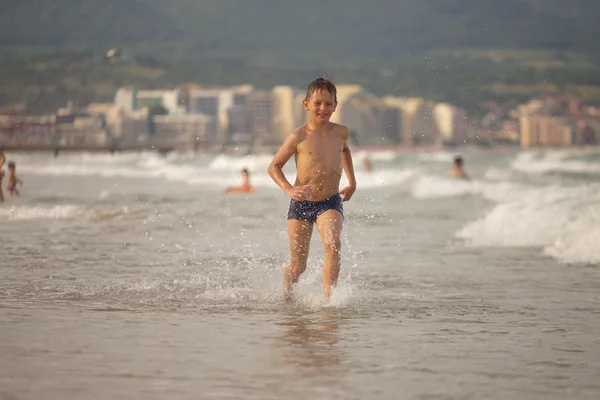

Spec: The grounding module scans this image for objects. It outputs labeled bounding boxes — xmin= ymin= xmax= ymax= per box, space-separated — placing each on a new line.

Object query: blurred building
xmin=272 ymin=85 xmax=305 ymax=141
xmin=379 ymin=102 xmax=403 ymax=145
xmin=152 ymin=113 xmax=214 ymax=151
xmin=0 ymin=113 xmax=57 ymax=144
xmin=433 ymin=103 xmax=468 ymax=145
xmin=114 ymin=87 xmax=186 ymax=114
xmin=520 ymin=116 xmax=573 ymax=147
xmin=55 ymin=113 xmax=108 ymax=146
xmin=330 ymin=85 xmax=392 ymax=146
xmin=383 ymin=97 xmax=439 ymax=145
xmin=516 ymin=95 xmax=599 ymax=148
xmin=244 ymin=90 xmax=277 ymax=146
xmin=189 ymin=89 xmax=234 ymax=144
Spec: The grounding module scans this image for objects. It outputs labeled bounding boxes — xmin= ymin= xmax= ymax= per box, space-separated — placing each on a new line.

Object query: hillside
xmin=1 ymin=0 xmax=600 ymax=60
xmin=2 ymin=0 xmax=600 ymax=114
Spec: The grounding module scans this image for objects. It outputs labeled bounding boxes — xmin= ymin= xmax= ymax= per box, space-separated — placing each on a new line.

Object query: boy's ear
xmin=333 ymin=101 xmax=338 ymax=111
xmin=302 ymin=99 xmax=309 ymax=110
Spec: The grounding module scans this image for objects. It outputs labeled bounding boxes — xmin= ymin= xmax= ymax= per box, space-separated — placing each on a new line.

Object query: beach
xmin=1 ymin=148 xmax=599 ymax=399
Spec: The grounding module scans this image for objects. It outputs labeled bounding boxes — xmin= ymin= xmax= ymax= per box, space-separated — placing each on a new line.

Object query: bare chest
xmin=299 ymin=135 xmax=344 ymax=162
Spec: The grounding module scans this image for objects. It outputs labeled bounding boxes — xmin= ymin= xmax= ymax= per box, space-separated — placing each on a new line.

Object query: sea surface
xmin=1 ymin=148 xmax=599 ymax=399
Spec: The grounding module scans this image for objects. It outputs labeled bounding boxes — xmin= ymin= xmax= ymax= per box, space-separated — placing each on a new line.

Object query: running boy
xmin=268 ymin=77 xmax=357 ymax=301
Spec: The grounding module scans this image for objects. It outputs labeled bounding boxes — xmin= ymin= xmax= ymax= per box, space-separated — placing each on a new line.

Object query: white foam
xmin=512 ymin=150 xmax=600 ymax=175
xmin=416 ymin=152 xmax=456 ymax=163
xmin=544 ymin=207 xmax=600 ymax=264
xmin=113 ymin=257 xmax=358 ymax=309
xmin=209 ymin=153 xmax=274 ymax=171
xmin=0 ymin=205 xmax=82 ymax=220
xmin=19 ymin=152 xmax=418 ymax=191
xmin=411 ymin=174 xmax=527 ymax=203
xmin=457 ymin=183 xmax=600 ymax=264
xmin=0 ymin=205 xmax=128 ymax=221
xmin=343 ymin=168 xmax=417 ymax=189
xmin=354 ymin=149 xmax=398 ymax=162
xmin=484 ymin=166 xmax=513 ymax=181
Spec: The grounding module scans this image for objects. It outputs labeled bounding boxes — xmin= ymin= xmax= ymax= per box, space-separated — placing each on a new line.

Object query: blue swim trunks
xmin=287 ymin=193 xmax=344 ymax=223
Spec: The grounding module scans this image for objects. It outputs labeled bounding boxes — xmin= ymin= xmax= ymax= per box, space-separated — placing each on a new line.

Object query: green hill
xmin=2 ymin=0 xmax=599 ymax=59
xmin=1 ymin=0 xmax=600 ymax=113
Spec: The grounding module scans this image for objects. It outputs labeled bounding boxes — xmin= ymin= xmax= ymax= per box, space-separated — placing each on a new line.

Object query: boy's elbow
xmin=267 ymin=163 xmax=278 ymax=177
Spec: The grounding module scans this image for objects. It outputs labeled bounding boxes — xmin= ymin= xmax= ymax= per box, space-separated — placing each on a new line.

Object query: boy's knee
xmin=323 ymin=240 xmax=341 ymax=253
xmin=288 ymin=261 xmax=307 ymax=274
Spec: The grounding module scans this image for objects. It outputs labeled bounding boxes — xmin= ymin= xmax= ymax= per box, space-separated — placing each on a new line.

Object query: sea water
xmin=1 ymin=148 xmax=599 ymax=399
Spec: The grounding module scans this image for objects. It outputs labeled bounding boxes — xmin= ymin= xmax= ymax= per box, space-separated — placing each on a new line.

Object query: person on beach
xmin=6 ymin=161 xmax=23 ymax=197
xmin=268 ymin=76 xmax=357 ymax=301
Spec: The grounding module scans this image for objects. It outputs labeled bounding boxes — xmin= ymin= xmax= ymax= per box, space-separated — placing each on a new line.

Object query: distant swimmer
xmin=268 ymin=76 xmax=357 ymax=302
xmin=6 ymin=161 xmax=23 ymax=197
xmin=448 ymin=156 xmax=470 ymax=180
xmin=0 ymin=150 xmax=5 ymax=201
xmin=362 ymin=153 xmax=373 ymax=172
xmin=226 ymin=168 xmax=256 ymax=194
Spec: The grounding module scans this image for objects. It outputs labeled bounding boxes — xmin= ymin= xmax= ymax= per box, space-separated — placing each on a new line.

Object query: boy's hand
xmin=286 ymin=185 xmax=313 ymax=201
xmin=339 ymin=184 xmax=356 ymax=201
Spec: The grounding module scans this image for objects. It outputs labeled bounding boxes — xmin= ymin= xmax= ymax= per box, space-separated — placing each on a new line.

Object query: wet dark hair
xmin=305 ymin=76 xmax=337 ymax=102
xmin=8 ymin=161 xmax=15 ymax=169
xmin=454 ymin=156 xmax=463 ymax=165
xmin=241 ymin=168 xmax=249 ymax=175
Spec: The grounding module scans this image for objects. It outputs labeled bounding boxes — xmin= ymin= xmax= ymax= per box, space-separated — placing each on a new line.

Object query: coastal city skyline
xmin=1 ymin=80 xmax=598 ymax=154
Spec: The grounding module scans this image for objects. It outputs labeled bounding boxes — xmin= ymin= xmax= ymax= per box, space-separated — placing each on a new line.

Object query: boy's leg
xmin=284 ymin=219 xmax=313 ymax=300
xmin=315 ymin=209 xmax=343 ymax=298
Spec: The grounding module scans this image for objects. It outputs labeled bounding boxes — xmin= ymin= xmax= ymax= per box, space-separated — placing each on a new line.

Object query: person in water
xmin=268 ymin=76 xmax=357 ymax=301
xmin=448 ymin=155 xmax=470 ymax=180
xmin=6 ymin=161 xmax=23 ymax=197
xmin=362 ymin=153 xmax=373 ymax=172
xmin=0 ymin=151 xmax=5 ymax=202
xmin=226 ymin=168 xmax=256 ymax=193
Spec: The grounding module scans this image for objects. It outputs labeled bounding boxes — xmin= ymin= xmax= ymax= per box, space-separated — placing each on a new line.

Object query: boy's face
xmin=303 ymin=89 xmax=337 ymax=123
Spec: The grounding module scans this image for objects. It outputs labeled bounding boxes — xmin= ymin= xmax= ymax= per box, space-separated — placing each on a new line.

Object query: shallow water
xmin=1 ymin=149 xmax=599 ymax=399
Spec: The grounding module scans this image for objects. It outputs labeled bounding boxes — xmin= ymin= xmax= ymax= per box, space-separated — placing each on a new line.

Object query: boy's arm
xmin=268 ymin=130 xmax=302 ymax=197
xmin=340 ymin=127 xmax=357 ymax=201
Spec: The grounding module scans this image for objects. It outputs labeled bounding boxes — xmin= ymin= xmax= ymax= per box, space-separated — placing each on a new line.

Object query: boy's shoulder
xmin=329 ymin=122 xmax=350 ymax=140
xmin=288 ymin=126 xmax=309 ymax=144
xmin=332 ymin=122 xmax=349 ymax=133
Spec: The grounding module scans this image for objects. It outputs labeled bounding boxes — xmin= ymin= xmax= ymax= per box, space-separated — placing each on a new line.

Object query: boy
xmin=268 ymin=77 xmax=357 ymax=301
xmin=448 ymin=155 xmax=470 ymax=180
xmin=7 ymin=161 xmax=23 ymax=196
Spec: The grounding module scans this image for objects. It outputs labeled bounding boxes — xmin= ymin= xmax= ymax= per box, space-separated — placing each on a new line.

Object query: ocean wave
xmin=512 ymin=150 xmax=600 ymax=175
xmin=410 ymin=174 xmax=528 ymax=203
xmin=0 ymin=205 xmax=129 ymax=221
xmin=18 ymin=152 xmax=419 ymax=190
xmin=457 ymin=184 xmax=600 ymax=264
